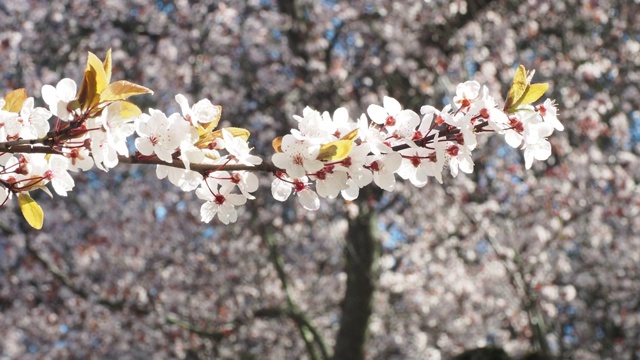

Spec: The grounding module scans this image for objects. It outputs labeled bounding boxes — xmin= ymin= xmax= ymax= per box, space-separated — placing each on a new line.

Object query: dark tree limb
xmin=333 ymin=187 xmax=381 ymax=360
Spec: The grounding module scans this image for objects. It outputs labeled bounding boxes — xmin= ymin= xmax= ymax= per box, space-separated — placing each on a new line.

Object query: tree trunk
xmin=333 ymin=189 xmax=381 ymax=360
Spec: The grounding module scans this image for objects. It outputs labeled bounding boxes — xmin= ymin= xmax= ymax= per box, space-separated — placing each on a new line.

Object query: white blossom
xmin=41 ymin=78 xmax=77 ymax=121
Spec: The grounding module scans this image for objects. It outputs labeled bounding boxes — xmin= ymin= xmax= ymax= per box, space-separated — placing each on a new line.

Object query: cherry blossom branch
xmin=0 ymin=57 xmax=563 ymax=229
xmin=0 ymin=139 xmax=279 ymax=174
xmin=117 ymin=155 xmax=280 ymax=174
xmin=0 ymin=119 xmax=476 ymax=176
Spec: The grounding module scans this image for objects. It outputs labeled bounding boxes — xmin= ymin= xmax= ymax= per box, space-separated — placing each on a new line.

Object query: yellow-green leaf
xmin=119 ymin=101 xmax=143 ymax=118
xmin=504 ymin=65 xmax=527 ymax=111
xmin=212 ymin=127 xmax=250 ymax=141
xmin=317 ymin=139 xmax=354 ymax=161
xmin=103 ymin=49 xmax=112 ymax=84
xmin=77 ymin=67 xmax=98 ymax=110
xmin=18 ymin=193 xmax=44 ymax=230
xmin=197 ymin=127 xmax=250 ymax=148
xmin=272 ymin=136 xmax=283 ymax=153
xmin=513 ymin=83 xmax=549 ymax=108
xmin=86 ymin=52 xmax=109 ymax=95
xmin=195 ymin=132 xmax=215 ymax=148
xmin=504 ymin=65 xmax=549 ymax=112
xmin=340 ymin=128 xmax=359 ymax=141
xmin=2 ymin=88 xmax=28 ymax=113
xmin=99 ymin=80 xmax=154 ymax=102
xmin=202 ymin=105 xmax=223 ymax=130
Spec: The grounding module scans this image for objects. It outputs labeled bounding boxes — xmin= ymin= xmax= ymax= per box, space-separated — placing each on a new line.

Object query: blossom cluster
xmin=0 ymin=53 xmax=562 ymax=228
xmin=0 ymin=83 xmax=263 ymax=225
xmin=270 ymin=81 xmax=562 ymax=211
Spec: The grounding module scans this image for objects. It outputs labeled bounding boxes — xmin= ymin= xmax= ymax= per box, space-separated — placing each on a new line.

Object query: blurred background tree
xmin=1 ymin=0 xmax=639 ymax=359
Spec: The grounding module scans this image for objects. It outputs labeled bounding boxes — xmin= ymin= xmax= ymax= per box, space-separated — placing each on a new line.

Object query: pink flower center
xmin=538 ymin=105 xmax=547 ymax=116
xmin=68 ymin=148 xmax=82 ymax=160
xmin=385 ymin=116 xmax=396 ymax=127
xmin=214 ymin=194 xmax=226 ymax=205
xmin=293 ymin=179 xmax=306 ymax=193
xmin=292 ymin=154 xmax=304 ymax=166
xmin=369 ymin=161 xmax=380 ymax=172
xmin=412 ymin=131 xmax=423 ymax=141
xmin=509 ymin=117 xmax=524 ymax=133
xmin=409 ymin=155 xmax=421 ymax=168
xmin=17 ymin=159 xmax=29 ymax=175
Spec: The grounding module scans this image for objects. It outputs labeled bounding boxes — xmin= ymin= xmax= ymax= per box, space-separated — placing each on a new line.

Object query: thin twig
xmin=263 ymin=230 xmax=330 ymax=360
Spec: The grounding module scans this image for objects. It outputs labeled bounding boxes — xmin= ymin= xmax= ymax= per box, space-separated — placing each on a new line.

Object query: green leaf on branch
xmin=211 ymin=127 xmax=250 ymax=141
xmin=3 ymin=88 xmax=28 ymax=113
xmin=272 ymin=136 xmax=283 ymax=153
xmin=341 ymin=128 xmax=359 ymax=142
xmin=77 ymin=66 xmax=98 ymax=111
xmin=196 ymin=127 xmax=251 ymax=149
xmin=316 ymin=129 xmax=358 ymax=161
xmin=86 ymin=51 xmax=110 ymax=95
xmin=504 ymin=65 xmax=549 ymax=112
xmin=99 ymin=81 xmax=154 ymax=102
xmin=18 ymin=193 xmax=44 ymax=230
xmin=103 ymin=48 xmax=112 ymax=84
xmin=200 ymin=105 xmax=222 ymax=130
xmin=77 ymin=50 xmax=153 ymax=112
xmin=317 ymin=139 xmax=354 ymax=161
xmin=504 ymin=65 xmax=527 ymax=111
xmin=118 ymin=101 xmax=143 ymax=118
xmin=513 ymin=83 xmax=548 ymax=108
